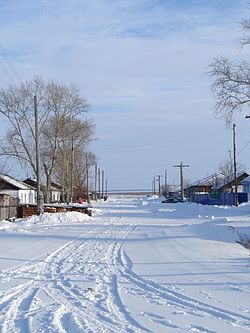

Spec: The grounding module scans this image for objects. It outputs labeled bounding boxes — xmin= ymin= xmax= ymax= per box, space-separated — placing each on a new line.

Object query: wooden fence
xmin=0 ymin=197 xmax=18 ymax=221
xmin=0 ymin=193 xmax=92 ymax=221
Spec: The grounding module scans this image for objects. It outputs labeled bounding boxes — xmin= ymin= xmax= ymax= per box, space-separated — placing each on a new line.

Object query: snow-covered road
xmin=0 ymin=195 xmax=249 ymax=332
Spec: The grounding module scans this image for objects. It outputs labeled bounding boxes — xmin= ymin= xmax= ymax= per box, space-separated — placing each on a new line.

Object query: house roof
xmin=185 ymin=172 xmax=249 ymax=191
xmin=23 ymin=178 xmax=61 ymax=192
xmin=0 ymin=174 xmax=35 ymax=190
xmin=240 ymin=175 xmax=250 ymax=184
xmin=212 ymin=172 xmax=249 ymax=190
xmin=185 ymin=173 xmax=220 ymax=190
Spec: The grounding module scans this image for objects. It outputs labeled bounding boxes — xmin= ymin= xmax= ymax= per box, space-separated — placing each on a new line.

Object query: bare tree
xmin=0 ymin=77 xmax=50 ymax=172
xmin=218 ymin=158 xmax=246 ymax=191
xmin=0 ymin=77 xmax=93 ymax=202
xmin=39 ymin=83 xmax=91 ymax=203
xmin=209 ymin=18 xmax=250 ymax=125
xmin=51 ymin=118 xmax=95 ymax=202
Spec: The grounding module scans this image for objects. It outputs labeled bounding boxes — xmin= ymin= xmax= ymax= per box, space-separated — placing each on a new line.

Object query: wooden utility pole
xmin=101 ymin=170 xmax=104 ymax=199
xmin=164 ymin=169 xmax=168 ymax=195
xmin=152 ymin=176 xmax=156 ymax=195
xmin=70 ymin=137 xmax=74 ymax=203
xmin=173 ymin=162 xmax=189 ymax=201
xmin=105 ymin=178 xmax=108 ymax=199
xmin=94 ymin=163 xmax=97 ymax=201
xmin=233 ymin=124 xmax=238 ymax=206
xmin=34 ymin=95 xmax=42 ymax=214
xmin=156 ymin=175 xmax=162 ymax=196
xmin=86 ymin=155 xmax=89 ymax=203
xmin=98 ymin=167 xmax=101 ymax=199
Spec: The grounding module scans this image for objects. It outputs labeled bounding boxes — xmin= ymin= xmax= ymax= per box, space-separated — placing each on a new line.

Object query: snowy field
xmin=0 ymin=195 xmax=250 ymax=333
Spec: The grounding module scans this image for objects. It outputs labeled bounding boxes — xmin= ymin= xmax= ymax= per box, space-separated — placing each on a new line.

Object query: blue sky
xmin=0 ymin=0 xmax=250 ymax=190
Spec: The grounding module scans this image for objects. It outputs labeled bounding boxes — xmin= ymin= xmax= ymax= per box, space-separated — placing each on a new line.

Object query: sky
xmin=0 ymin=0 xmax=250 ymax=190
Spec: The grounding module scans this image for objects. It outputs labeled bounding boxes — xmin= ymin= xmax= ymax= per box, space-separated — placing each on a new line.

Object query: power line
xmin=0 ymin=56 xmax=16 ymax=85
xmin=92 ymin=130 xmax=223 ymax=153
xmin=0 ymin=45 xmax=22 ymax=86
xmin=0 ymin=46 xmax=21 ymax=83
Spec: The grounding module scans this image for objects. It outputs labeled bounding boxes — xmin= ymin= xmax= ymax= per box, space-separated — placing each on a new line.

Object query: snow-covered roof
xmin=185 ymin=173 xmax=221 ymax=189
xmin=0 ymin=174 xmax=35 ymax=190
xmin=212 ymin=172 xmax=248 ymax=190
xmin=240 ymin=175 xmax=250 ymax=184
xmin=185 ymin=172 xmax=249 ymax=190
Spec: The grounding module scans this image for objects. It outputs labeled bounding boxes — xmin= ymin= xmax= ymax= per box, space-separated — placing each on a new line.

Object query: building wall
xmin=0 ymin=189 xmax=19 ymax=199
xmin=0 ymin=190 xmax=36 ymax=205
xmin=242 ymin=183 xmax=250 ymax=201
xmin=51 ymin=190 xmax=60 ymax=202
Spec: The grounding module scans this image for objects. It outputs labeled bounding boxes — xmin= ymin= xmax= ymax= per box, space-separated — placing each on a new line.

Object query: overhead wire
xmin=92 ymin=129 xmax=223 ymax=153
xmin=235 ymin=125 xmax=250 ymax=157
xmin=0 ymin=46 xmax=22 ymax=82
xmin=0 ymin=44 xmax=22 ymax=86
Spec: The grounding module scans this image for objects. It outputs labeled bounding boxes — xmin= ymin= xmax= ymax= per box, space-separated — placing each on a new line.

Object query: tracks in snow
xmin=0 ymin=220 xmax=144 ymax=332
xmin=0 ymin=215 xmax=249 ymax=332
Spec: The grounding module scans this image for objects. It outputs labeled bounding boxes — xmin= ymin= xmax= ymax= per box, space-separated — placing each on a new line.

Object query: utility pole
xmin=34 ymin=95 xmax=42 ymax=214
xmin=156 ymin=175 xmax=162 ymax=196
xmin=152 ymin=176 xmax=156 ymax=195
xmin=164 ymin=169 xmax=168 ymax=196
xmin=173 ymin=162 xmax=189 ymax=201
xmin=101 ymin=170 xmax=104 ymax=199
xmin=86 ymin=155 xmax=89 ymax=203
xmin=105 ymin=178 xmax=108 ymax=199
xmin=94 ymin=163 xmax=97 ymax=201
xmin=70 ymin=137 xmax=74 ymax=203
xmin=233 ymin=124 xmax=238 ymax=206
xmin=98 ymin=167 xmax=101 ymax=200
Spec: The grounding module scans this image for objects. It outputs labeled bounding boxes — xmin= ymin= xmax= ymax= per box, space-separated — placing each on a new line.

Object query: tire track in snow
xmin=36 ymin=224 xmax=116 ymax=333
xmin=104 ymin=230 xmax=152 ymax=333
xmin=36 ymin=221 xmax=146 ymax=332
xmin=113 ymin=245 xmax=250 ymax=331
xmin=0 ymin=225 xmax=111 ymax=332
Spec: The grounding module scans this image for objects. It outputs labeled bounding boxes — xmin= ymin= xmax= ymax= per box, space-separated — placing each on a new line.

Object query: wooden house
xmin=0 ymin=174 xmax=36 ymax=204
xmin=23 ymin=178 xmax=61 ymax=203
xmin=240 ymin=175 xmax=250 ymax=201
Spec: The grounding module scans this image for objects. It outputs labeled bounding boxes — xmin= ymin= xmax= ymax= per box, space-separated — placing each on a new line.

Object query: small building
xmin=240 ymin=175 xmax=250 ymax=201
xmin=23 ymin=178 xmax=61 ymax=203
xmin=212 ymin=172 xmax=248 ymax=193
xmin=185 ymin=174 xmax=218 ymax=201
xmin=0 ymin=174 xmax=36 ymax=204
xmin=186 ymin=172 xmax=249 ymax=205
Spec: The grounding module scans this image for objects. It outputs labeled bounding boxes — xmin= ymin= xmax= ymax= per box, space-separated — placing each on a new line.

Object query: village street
xmin=0 ymin=195 xmax=249 ymax=332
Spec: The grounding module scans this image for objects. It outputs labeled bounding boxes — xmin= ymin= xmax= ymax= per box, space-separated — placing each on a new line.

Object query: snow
xmin=0 ymin=195 xmax=249 ymax=333
xmin=0 ymin=174 xmax=35 ymax=190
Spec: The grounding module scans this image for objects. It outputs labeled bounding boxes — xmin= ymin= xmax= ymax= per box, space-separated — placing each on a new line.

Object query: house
xmin=240 ymin=175 xmax=250 ymax=201
xmin=185 ymin=172 xmax=249 ymax=205
xmin=212 ymin=172 xmax=248 ymax=193
xmin=23 ymin=178 xmax=61 ymax=203
xmin=50 ymin=181 xmax=62 ymax=202
xmin=184 ymin=174 xmax=217 ymax=199
xmin=0 ymin=174 xmax=36 ymax=204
